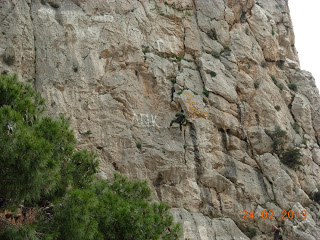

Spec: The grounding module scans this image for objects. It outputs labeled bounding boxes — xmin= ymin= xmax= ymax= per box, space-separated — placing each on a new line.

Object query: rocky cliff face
xmin=1 ymin=0 xmax=320 ymax=239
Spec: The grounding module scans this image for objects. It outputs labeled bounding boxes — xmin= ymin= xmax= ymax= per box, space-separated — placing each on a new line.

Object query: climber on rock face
xmin=169 ymin=110 xmax=187 ymax=131
xmin=272 ymin=224 xmax=282 ymax=240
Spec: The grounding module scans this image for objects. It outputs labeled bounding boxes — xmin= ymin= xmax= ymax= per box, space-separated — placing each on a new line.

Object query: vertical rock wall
xmin=1 ymin=0 xmax=320 ymax=239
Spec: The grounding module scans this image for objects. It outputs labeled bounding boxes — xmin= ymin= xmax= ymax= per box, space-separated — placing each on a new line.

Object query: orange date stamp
xmin=242 ymin=210 xmax=307 ymax=220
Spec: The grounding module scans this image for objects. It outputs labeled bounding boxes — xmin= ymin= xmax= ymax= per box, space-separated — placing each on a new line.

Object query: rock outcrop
xmin=1 ymin=0 xmax=320 ymax=239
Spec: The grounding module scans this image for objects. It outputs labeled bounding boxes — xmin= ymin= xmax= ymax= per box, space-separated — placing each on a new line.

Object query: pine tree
xmin=0 ymin=74 xmax=182 ymax=239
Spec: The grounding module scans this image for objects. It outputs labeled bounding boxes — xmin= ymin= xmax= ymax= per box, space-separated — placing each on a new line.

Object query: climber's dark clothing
xmin=170 ymin=112 xmax=187 ymax=131
xmin=273 ymin=225 xmax=281 ymax=240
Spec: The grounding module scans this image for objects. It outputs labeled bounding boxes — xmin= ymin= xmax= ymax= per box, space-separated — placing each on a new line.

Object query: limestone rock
xmin=2 ymin=0 xmax=320 ymax=238
xmin=199 ymin=53 xmax=238 ymax=103
xmin=247 ymin=126 xmax=273 ymax=155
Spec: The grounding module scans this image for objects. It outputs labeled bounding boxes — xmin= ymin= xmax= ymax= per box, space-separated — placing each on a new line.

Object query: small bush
xmin=142 ymin=46 xmax=150 ymax=54
xmin=280 ymin=147 xmax=302 ymax=168
xmin=210 ymin=71 xmax=217 ymax=77
xmin=136 ymin=142 xmax=142 ymax=149
xmin=48 ymin=1 xmax=60 ymax=8
xmin=245 ymin=27 xmax=250 ymax=35
xmin=276 ymin=83 xmax=284 ymax=90
xmin=170 ymin=78 xmax=176 ymax=84
xmin=244 ymin=227 xmax=257 ymax=238
xmin=271 ymin=75 xmax=277 ymax=84
xmin=223 ymin=46 xmax=231 ymax=52
xmin=41 ymin=0 xmax=47 ymax=4
xmin=2 ymin=54 xmax=15 ymax=66
xmin=176 ymin=56 xmax=183 ymax=62
xmin=83 ymin=130 xmax=92 ymax=136
xmin=311 ymin=191 xmax=320 ymax=203
xmin=261 ymin=61 xmax=267 ymax=68
xmin=272 ymin=29 xmax=275 ymax=36
xmin=277 ymin=60 xmax=284 ymax=69
xmin=211 ymin=51 xmax=220 ymax=59
xmin=254 ymin=81 xmax=260 ymax=89
xmin=177 ymin=89 xmax=184 ymax=95
xmin=274 ymin=105 xmax=281 ymax=111
xmin=292 ymin=122 xmax=300 ymax=134
xmin=203 ymin=88 xmax=209 ymax=97
xmin=265 ymin=126 xmax=287 ymax=154
xmin=288 ymin=83 xmax=297 ymax=92
xmin=207 ymin=30 xmax=216 ymax=40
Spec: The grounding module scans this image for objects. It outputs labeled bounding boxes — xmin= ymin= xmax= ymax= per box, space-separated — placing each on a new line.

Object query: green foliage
xmin=277 ymin=60 xmax=285 ymax=69
xmin=288 ymin=83 xmax=297 ymax=92
xmin=223 ymin=46 xmax=231 ymax=52
xmin=0 ymin=74 xmax=45 ymax=115
xmin=280 ymin=147 xmax=302 ymax=168
xmin=265 ymin=126 xmax=287 ymax=154
xmin=311 ymin=191 xmax=320 ymax=203
xmin=276 ymin=83 xmax=284 ymax=90
xmin=254 ymin=81 xmax=260 ymax=89
xmin=0 ymin=109 xmax=58 ymax=205
xmin=0 ymin=75 xmax=59 ymax=206
xmin=272 ymin=29 xmax=275 ymax=36
xmin=177 ymin=89 xmax=184 ymax=95
xmin=211 ymin=51 xmax=220 ymax=59
xmin=170 ymin=78 xmax=176 ymax=84
xmin=41 ymin=175 xmax=181 ymax=240
xmin=203 ymin=88 xmax=209 ymax=97
xmin=0 ymin=225 xmax=39 ymax=240
xmin=48 ymin=2 xmax=60 ymax=9
xmin=210 ymin=71 xmax=217 ymax=77
xmin=265 ymin=125 xmax=302 ymax=168
xmin=96 ymin=174 xmax=181 ymax=240
xmin=142 ymin=46 xmax=150 ymax=54
xmin=2 ymin=54 xmax=15 ymax=66
xmin=83 ymin=130 xmax=92 ymax=135
xmin=271 ymin=75 xmax=277 ymax=84
xmin=2 ymin=70 xmax=8 ymax=75
xmin=244 ymin=227 xmax=257 ymax=238
xmin=207 ymin=30 xmax=216 ymax=40
xmin=0 ymin=74 xmax=96 ymax=204
xmin=0 ymin=74 xmax=181 ymax=240
xmin=43 ymin=188 xmax=102 ymax=240
xmin=292 ymin=122 xmax=300 ymax=134
xmin=136 ymin=142 xmax=142 ymax=149
xmin=64 ymin=149 xmax=99 ymax=189
xmin=176 ymin=56 xmax=183 ymax=62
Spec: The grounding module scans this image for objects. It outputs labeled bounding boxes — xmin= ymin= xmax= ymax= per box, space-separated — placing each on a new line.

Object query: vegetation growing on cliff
xmin=0 ymin=74 xmax=181 ymax=240
xmin=265 ymin=126 xmax=302 ymax=168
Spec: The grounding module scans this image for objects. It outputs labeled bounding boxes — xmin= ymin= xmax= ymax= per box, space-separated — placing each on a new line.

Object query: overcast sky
xmin=289 ymin=0 xmax=320 ymax=89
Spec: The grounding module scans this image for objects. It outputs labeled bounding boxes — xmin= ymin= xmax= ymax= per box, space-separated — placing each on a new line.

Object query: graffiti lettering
xmin=132 ymin=112 xmax=161 ymax=128
xmin=183 ymin=92 xmax=208 ymax=119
